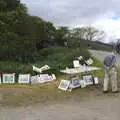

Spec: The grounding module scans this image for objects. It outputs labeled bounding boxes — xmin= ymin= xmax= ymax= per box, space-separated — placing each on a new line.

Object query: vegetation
xmin=0 ymin=47 xmax=90 ymax=74
xmin=0 ymin=0 xmax=113 ymax=64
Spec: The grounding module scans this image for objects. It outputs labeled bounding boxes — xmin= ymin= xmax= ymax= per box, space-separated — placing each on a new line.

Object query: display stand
xmin=60 ymin=66 xmax=100 ymax=91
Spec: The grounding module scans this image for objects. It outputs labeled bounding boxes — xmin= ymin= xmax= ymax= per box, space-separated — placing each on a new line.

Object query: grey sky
xmin=21 ymin=0 xmax=120 ymax=42
xmin=21 ymin=0 xmax=120 ymax=26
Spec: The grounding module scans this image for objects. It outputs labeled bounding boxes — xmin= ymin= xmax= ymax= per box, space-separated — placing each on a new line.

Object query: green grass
xmin=0 ymin=47 xmax=90 ymax=74
xmin=0 ymin=46 xmax=113 ymax=107
xmin=0 ymin=56 xmax=106 ymax=107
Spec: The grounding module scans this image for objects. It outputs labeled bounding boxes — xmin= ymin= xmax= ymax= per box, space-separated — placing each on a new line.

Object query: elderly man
xmin=116 ymin=39 xmax=120 ymax=53
xmin=103 ymin=52 xmax=118 ymax=93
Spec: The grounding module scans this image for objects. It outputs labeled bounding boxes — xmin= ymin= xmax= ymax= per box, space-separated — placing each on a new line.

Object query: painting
xmin=58 ymin=80 xmax=70 ymax=91
xmin=18 ymin=74 xmax=30 ymax=83
xmin=83 ymin=75 xmax=93 ymax=85
xmin=69 ymin=76 xmax=81 ymax=90
xmin=31 ymin=75 xmax=40 ymax=84
xmin=80 ymin=80 xmax=87 ymax=88
xmin=3 ymin=74 xmax=15 ymax=83
xmin=39 ymin=74 xmax=54 ymax=83
xmin=94 ymin=77 xmax=99 ymax=84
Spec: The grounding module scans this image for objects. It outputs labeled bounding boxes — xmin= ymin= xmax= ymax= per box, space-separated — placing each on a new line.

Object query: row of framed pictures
xmin=58 ymin=75 xmax=99 ymax=91
xmin=0 ymin=73 xmax=56 ymax=84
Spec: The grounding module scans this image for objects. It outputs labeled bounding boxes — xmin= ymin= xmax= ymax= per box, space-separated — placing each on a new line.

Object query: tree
xmin=0 ymin=0 xmax=20 ymax=11
xmin=55 ymin=26 xmax=70 ymax=45
xmin=0 ymin=0 xmax=57 ymax=62
xmin=72 ymin=27 xmax=86 ymax=40
xmin=84 ymin=26 xmax=105 ymax=41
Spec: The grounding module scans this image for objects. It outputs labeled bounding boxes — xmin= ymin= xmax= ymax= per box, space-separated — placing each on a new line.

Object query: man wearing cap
xmin=103 ymin=52 xmax=118 ymax=93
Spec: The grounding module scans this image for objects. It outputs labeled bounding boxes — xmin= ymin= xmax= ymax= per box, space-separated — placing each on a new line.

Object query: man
xmin=116 ymin=39 xmax=120 ymax=54
xmin=103 ymin=52 xmax=118 ymax=93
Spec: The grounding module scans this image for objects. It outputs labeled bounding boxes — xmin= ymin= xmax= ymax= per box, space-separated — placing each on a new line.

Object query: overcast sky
xmin=21 ymin=0 xmax=120 ymax=43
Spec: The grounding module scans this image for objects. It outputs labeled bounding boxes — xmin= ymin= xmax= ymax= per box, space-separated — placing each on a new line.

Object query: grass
xmin=0 ymin=47 xmax=90 ymax=74
xmin=0 ymin=46 xmax=118 ymax=107
xmin=0 ymin=57 xmax=106 ymax=107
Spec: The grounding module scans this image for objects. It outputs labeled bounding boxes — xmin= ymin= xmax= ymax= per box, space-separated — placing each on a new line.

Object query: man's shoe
xmin=103 ymin=91 xmax=108 ymax=93
xmin=112 ymin=91 xmax=119 ymax=93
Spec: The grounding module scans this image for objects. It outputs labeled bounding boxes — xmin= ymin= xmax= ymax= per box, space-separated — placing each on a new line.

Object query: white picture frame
xmin=69 ymin=76 xmax=81 ymax=89
xmin=18 ymin=74 xmax=30 ymax=83
xmin=80 ymin=80 xmax=87 ymax=88
xmin=3 ymin=73 xmax=15 ymax=83
xmin=39 ymin=74 xmax=53 ymax=83
xmin=31 ymin=75 xmax=40 ymax=84
xmin=73 ymin=60 xmax=81 ymax=68
xmin=83 ymin=75 xmax=93 ymax=85
xmin=58 ymin=80 xmax=70 ymax=91
xmin=94 ymin=77 xmax=99 ymax=84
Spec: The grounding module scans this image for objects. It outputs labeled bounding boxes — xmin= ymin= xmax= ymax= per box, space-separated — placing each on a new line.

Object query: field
xmin=0 ymin=47 xmax=105 ymax=107
xmin=1 ymin=49 xmax=120 ymax=120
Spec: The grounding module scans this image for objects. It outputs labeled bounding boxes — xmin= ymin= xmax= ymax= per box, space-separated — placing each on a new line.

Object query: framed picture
xmin=69 ymin=76 xmax=81 ymax=89
xmin=83 ymin=75 xmax=93 ymax=85
xmin=94 ymin=77 xmax=99 ymax=84
xmin=18 ymin=74 xmax=30 ymax=83
xmin=31 ymin=75 xmax=40 ymax=84
xmin=73 ymin=60 xmax=81 ymax=68
xmin=3 ymin=73 xmax=15 ymax=83
xmin=58 ymin=80 xmax=70 ymax=91
xmin=80 ymin=80 xmax=87 ymax=88
xmin=51 ymin=74 xmax=56 ymax=80
xmin=39 ymin=74 xmax=53 ymax=83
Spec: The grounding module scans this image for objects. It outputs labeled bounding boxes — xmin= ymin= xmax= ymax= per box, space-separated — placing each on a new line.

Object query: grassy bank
xmin=0 ymin=46 xmax=107 ymax=107
xmin=0 ymin=47 xmax=90 ymax=74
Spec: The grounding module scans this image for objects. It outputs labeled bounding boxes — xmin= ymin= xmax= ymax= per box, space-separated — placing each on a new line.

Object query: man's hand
xmin=106 ymin=66 xmax=110 ymax=70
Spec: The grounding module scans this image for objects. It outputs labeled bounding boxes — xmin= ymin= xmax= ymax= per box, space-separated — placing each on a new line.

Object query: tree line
xmin=0 ymin=0 xmax=105 ymax=63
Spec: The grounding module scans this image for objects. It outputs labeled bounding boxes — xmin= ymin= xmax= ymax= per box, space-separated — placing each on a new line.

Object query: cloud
xmin=94 ymin=18 xmax=120 ymax=42
xmin=21 ymin=0 xmax=120 ymax=25
xmin=21 ymin=0 xmax=120 ymax=42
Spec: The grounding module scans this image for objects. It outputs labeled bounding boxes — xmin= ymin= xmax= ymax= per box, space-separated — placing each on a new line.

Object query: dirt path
xmin=1 ymin=50 xmax=120 ymax=120
xmin=1 ymin=96 xmax=120 ymax=120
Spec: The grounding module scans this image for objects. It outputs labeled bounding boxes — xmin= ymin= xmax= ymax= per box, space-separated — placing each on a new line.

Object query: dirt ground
xmin=1 ymin=92 xmax=120 ymax=120
xmin=0 ymin=50 xmax=120 ymax=120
